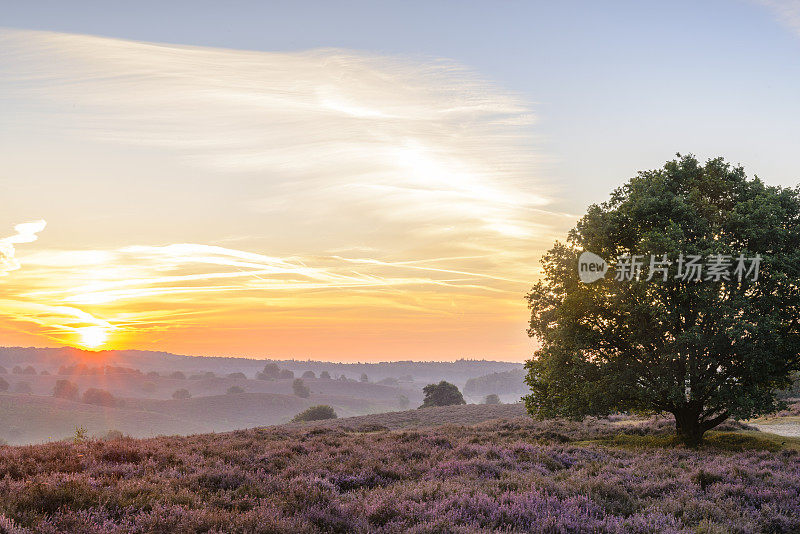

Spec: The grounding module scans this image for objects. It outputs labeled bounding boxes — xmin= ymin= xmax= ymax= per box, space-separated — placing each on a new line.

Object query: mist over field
xmin=0 ymin=346 xmax=524 ymax=445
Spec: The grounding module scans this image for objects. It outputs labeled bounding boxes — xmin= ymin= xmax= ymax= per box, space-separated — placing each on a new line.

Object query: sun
xmin=76 ymin=326 xmax=109 ymax=349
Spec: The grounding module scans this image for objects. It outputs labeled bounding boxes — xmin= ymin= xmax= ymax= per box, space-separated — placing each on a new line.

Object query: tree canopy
xmin=524 ymin=155 xmax=800 ymax=446
xmin=420 ymin=381 xmax=466 ymax=408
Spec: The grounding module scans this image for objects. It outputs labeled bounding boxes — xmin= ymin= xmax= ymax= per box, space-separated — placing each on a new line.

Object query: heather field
xmin=0 ymin=407 xmax=799 ymax=533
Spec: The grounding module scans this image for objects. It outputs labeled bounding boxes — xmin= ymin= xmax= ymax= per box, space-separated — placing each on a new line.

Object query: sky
xmin=0 ymin=1 xmax=799 ymax=361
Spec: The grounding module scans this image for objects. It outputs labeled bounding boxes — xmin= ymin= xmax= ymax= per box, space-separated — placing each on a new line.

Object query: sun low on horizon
xmin=0 ymin=29 xmax=570 ymax=361
xmin=2 ymin=1 xmax=800 ymax=362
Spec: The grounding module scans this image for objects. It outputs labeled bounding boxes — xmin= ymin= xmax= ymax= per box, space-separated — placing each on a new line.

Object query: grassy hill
xmin=0 ymin=405 xmax=798 ymax=532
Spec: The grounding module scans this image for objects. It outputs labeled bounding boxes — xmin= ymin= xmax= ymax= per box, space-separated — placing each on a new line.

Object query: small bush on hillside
xmin=82 ymin=388 xmax=117 ymax=407
xmin=40 ymin=370 xmax=50 ymax=376
xmin=378 ymin=377 xmax=399 ymax=386
xmin=292 ymin=405 xmax=337 ymax=422
xmin=204 ymin=371 xmax=215 ymax=379
xmin=338 ymin=374 xmax=348 ymax=381
xmin=398 ymin=394 xmax=410 ymax=409
xmin=11 ymin=366 xmax=21 ymax=375
xmin=169 ymin=371 xmax=186 ymax=380
xmin=101 ymin=429 xmax=126 ymax=441
xmin=189 ymin=374 xmax=203 ymax=380
xmin=279 ymin=369 xmax=295 ymax=379
xmin=172 ymin=388 xmax=191 ymax=400
xmin=53 ymin=379 xmax=79 ymax=400
xmin=420 ymin=381 xmax=466 ymax=408
xmin=484 ymin=394 xmax=501 ymax=405
xmin=292 ymin=378 xmax=311 ymax=398
xmin=227 ymin=386 xmax=245 ymax=394
xmin=360 ymin=373 xmax=369 ymax=383
xmin=302 ymin=370 xmax=316 ymax=379
xmin=227 ymin=372 xmax=246 ymax=380
xmin=13 ymin=382 xmax=32 ymax=395
xmin=0 ymin=377 xmax=8 ymax=392
xmin=146 ymin=371 xmax=160 ymax=378
xmin=320 ymin=371 xmax=331 ymax=380
xmin=22 ymin=366 xmax=37 ymax=375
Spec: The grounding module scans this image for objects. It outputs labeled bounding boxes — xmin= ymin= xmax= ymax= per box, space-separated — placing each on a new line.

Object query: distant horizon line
xmin=0 ymin=344 xmax=525 ymax=366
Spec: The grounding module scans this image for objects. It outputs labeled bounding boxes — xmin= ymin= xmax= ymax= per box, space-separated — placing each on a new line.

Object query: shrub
xmin=227 ymin=372 xmax=246 ymax=380
xmin=420 ymin=381 xmax=466 ymax=408
xmin=227 ymin=386 xmax=245 ymax=395
xmin=292 ymin=379 xmax=311 ymax=398
xmin=82 ymin=388 xmax=117 ymax=407
xmin=378 ymin=377 xmax=399 ymax=386
xmin=302 ymin=370 xmax=316 ymax=379
xmin=102 ymin=429 xmax=125 ymax=441
xmin=279 ymin=369 xmax=294 ymax=379
xmin=168 ymin=371 xmax=186 ymax=380
xmin=360 ymin=373 xmax=369 ymax=383
xmin=292 ymin=405 xmax=337 ymax=422
xmin=53 ymin=379 xmax=79 ymax=400
xmin=22 ymin=366 xmax=37 ymax=375
xmin=146 ymin=371 xmax=160 ymax=378
xmin=320 ymin=371 xmax=331 ymax=380
xmin=13 ymin=382 xmax=32 ymax=395
xmin=11 ymin=366 xmax=21 ymax=375
xmin=172 ymin=388 xmax=191 ymax=400
xmin=398 ymin=394 xmax=410 ymax=409
xmin=0 ymin=377 xmax=8 ymax=393
xmin=484 ymin=394 xmax=501 ymax=405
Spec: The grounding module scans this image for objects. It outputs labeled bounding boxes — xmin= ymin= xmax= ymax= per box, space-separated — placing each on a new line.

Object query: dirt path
xmin=752 ymin=422 xmax=800 ymax=437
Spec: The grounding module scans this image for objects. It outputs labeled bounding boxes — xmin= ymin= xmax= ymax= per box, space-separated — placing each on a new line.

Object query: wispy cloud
xmin=0 ymin=220 xmax=46 ymax=275
xmin=756 ymin=0 xmax=800 ymax=35
xmin=0 ymin=29 xmax=566 ymax=359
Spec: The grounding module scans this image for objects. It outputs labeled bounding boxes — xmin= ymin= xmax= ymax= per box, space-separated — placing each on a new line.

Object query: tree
xmin=279 ymin=369 xmax=295 ymax=379
xmin=420 ymin=381 xmax=466 ymax=408
xmin=258 ymin=363 xmax=280 ymax=380
xmin=22 ymin=366 xmax=36 ymax=375
xmin=524 ymin=155 xmax=800 ymax=446
xmin=82 ymin=388 xmax=117 ymax=407
xmin=13 ymin=382 xmax=32 ymax=394
xmin=484 ymin=394 xmax=501 ymax=405
xmin=227 ymin=385 xmax=245 ymax=394
xmin=228 ymin=372 xmax=247 ymax=380
xmin=360 ymin=373 xmax=369 ymax=383
xmin=168 ymin=371 xmax=186 ymax=380
xmin=53 ymin=379 xmax=79 ymax=400
xmin=292 ymin=378 xmax=310 ymax=398
xmin=172 ymin=388 xmax=191 ymax=400
xmin=302 ymin=370 xmax=316 ymax=379
xmin=320 ymin=371 xmax=331 ymax=380
xmin=292 ymin=405 xmax=337 ymax=422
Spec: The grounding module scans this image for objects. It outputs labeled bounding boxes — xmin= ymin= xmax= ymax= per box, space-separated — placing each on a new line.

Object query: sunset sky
xmin=1 ymin=1 xmax=799 ymax=361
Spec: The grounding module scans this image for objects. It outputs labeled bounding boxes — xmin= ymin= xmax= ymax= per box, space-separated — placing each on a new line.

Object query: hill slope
xmin=0 ymin=405 xmax=798 ymax=533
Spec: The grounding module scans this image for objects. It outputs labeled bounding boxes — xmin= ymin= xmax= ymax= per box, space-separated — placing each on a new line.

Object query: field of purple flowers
xmin=0 ymin=409 xmax=798 ymax=533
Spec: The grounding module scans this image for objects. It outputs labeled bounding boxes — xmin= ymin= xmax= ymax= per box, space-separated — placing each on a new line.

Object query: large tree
xmin=524 ymin=155 xmax=800 ymax=446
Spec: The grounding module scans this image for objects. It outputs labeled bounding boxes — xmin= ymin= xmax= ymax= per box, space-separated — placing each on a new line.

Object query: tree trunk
xmin=672 ymin=409 xmax=704 ymax=447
